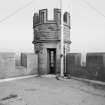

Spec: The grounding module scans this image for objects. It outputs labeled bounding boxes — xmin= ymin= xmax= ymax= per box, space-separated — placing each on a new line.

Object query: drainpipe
xmin=60 ymin=0 xmax=64 ymax=77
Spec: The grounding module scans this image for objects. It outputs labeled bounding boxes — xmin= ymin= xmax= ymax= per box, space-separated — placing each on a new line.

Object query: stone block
xmin=86 ymin=53 xmax=105 ymax=67
xmin=66 ymin=53 xmax=81 ymax=74
xmin=0 ymin=52 xmax=16 ymax=78
xmin=86 ymin=53 xmax=105 ymax=81
xmin=21 ymin=53 xmax=38 ymax=75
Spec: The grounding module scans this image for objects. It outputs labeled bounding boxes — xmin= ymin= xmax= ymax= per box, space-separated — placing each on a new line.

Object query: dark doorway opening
xmin=47 ymin=49 xmax=56 ymax=74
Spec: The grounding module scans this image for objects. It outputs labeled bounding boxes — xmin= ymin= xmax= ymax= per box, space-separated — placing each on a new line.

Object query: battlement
xmin=33 ymin=8 xmax=70 ymax=27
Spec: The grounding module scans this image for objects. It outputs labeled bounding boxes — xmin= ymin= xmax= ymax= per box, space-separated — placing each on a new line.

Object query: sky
xmin=0 ymin=0 xmax=105 ymax=59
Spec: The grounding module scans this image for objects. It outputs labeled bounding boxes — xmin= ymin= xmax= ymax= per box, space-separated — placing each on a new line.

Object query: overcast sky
xmin=0 ymin=0 xmax=105 ymax=56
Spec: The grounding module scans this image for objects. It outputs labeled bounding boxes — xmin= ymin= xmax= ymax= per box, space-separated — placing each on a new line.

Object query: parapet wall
xmin=33 ymin=8 xmax=70 ymax=27
xmin=66 ymin=52 xmax=105 ymax=81
xmin=86 ymin=53 xmax=105 ymax=67
xmin=0 ymin=53 xmax=16 ymax=78
xmin=66 ymin=53 xmax=81 ymax=74
xmin=0 ymin=52 xmax=105 ymax=81
xmin=0 ymin=52 xmax=38 ymax=79
xmin=21 ymin=53 xmax=38 ymax=75
xmin=86 ymin=53 xmax=105 ymax=80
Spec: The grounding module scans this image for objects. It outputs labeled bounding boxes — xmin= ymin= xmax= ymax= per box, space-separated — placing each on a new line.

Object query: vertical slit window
xmin=41 ymin=12 xmax=44 ymax=23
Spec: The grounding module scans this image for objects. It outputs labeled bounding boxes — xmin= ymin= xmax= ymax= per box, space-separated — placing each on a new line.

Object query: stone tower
xmin=32 ymin=8 xmax=71 ymax=75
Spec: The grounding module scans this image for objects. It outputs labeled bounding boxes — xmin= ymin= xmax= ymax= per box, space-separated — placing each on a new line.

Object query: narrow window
xmin=64 ymin=13 xmax=67 ymax=23
xmin=41 ymin=12 xmax=44 ymax=23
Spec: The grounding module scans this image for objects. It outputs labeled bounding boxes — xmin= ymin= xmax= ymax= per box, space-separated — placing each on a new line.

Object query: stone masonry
xmin=0 ymin=52 xmax=38 ymax=79
xmin=86 ymin=53 xmax=105 ymax=80
xmin=32 ymin=8 xmax=71 ymax=74
xmin=66 ymin=52 xmax=105 ymax=81
xmin=66 ymin=53 xmax=81 ymax=75
xmin=21 ymin=53 xmax=38 ymax=75
xmin=0 ymin=53 xmax=16 ymax=78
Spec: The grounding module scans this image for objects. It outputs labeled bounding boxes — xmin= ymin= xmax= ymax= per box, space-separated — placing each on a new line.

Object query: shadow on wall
xmin=66 ymin=53 xmax=105 ymax=82
xmin=0 ymin=52 xmax=38 ymax=79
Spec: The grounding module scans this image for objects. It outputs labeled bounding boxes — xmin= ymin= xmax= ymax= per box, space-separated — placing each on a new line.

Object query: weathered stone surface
xmin=86 ymin=53 xmax=105 ymax=81
xmin=21 ymin=53 xmax=38 ymax=75
xmin=15 ymin=66 xmax=27 ymax=76
xmin=64 ymin=25 xmax=70 ymax=42
xmin=33 ymin=8 xmax=71 ymax=43
xmin=0 ymin=53 xmax=16 ymax=78
xmin=34 ymin=24 xmax=60 ymax=41
xmin=66 ymin=53 xmax=81 ymax=74
xmin=86 ymin=53 xmax=105 ymax=67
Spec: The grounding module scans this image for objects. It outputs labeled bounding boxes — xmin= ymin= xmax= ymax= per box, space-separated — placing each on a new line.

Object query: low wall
xmin=0 ymin=52 xmax=38 ymax=79
xmin=21 ymin=53 xmax=38 ymax=75
xmin=66 ymin=52 xmax=105 ymax=81
xmin=0 ymin=53 xmax=16 ymax=79
xmin=0 ymin=52 xmax=105 ymax=81
xmin=66 ymin=53 xmax=81 ymax=74
xmin=86 ymin=53 xmax=105 ymax=81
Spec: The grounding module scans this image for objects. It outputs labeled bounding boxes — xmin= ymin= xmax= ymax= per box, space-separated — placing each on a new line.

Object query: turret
xmin=33 ymin=8 xmax=70 ymax=27
xmin=32 ymin=8 xmax=71 ymax=75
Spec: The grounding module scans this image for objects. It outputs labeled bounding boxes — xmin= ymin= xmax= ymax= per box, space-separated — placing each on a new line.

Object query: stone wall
xmin=0 ymin=53 xmax=16 ymax=79
xmin=0 ymin=52 xmax=105 ymax=81
xmin=66 ymin=52 xmax=105 ymax=81
xmin=37 ymin=42 xmax=60 ymax=75
xmin=21 ymin=53 xmax=38 ymax=75
xmin=86 ymin=53 xmax=105 ymax=80
xmin=0 ymin=52 xmax=38 ymax=79
xmin=33 ymin=8 xmax=71 ymax=44
xmin=33 ymin=8 xmax=71 ymax=75
xmin=66 ymin=53 xmax=81 ymax=75
xmin=34 ymin=23 xmax=60 ymax=41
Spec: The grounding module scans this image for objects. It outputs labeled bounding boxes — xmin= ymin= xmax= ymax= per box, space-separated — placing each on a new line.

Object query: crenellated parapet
xmin=33 ymin=8 xmax=71 ymax=44
xmin=33 ymin=8 xmax=70 ymax=28
xmin=33 ymin=9 xmax=71 ymax=75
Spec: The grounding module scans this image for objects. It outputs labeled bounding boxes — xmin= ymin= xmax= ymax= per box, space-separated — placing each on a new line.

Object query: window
xmin=41 ymin=12 xmax=44 ymax=23
xmin=63 ymin=13 xmax=67 ymax=23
